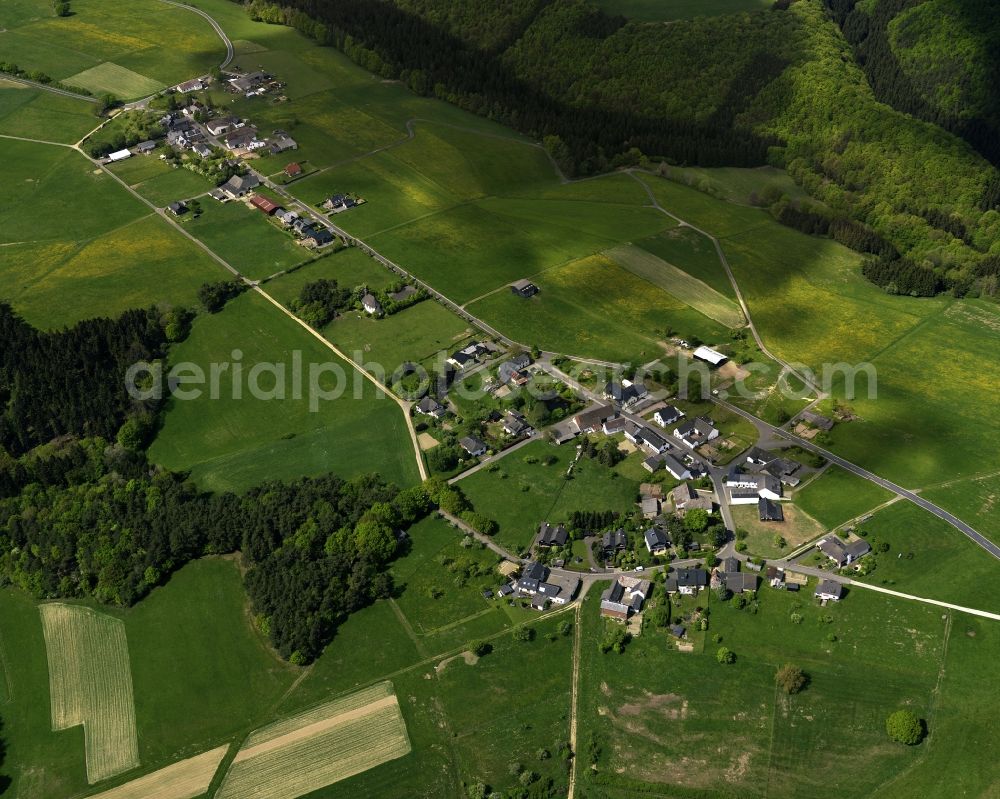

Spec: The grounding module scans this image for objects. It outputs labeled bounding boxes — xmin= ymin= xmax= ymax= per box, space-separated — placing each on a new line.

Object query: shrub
xmin=886 ymin=710 xmax=925 ymax=745
xmin=716 ymin=646 xmax=735 ymax=664
xmin=775 ymin=663 xmax=807 ymax=694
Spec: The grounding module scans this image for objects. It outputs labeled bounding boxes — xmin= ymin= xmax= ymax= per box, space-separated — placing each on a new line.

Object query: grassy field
xmin=576 ymin=581 xmax=970 ymax=797
xmin=86 ymin=746 xmax=229 ymax=799
xmin=108 ymin=156 xmax=215 ymax=207
xmin=0 ymin=80 xmax=98 ymax=143
xmin=38 ymin=604 xmax=139 ymax=784
xmin=0 ymin=140 xmax=227 ymax=328
xmin=458 ymin=439 xmax=641 ymax=553
xmin=0 ymin=558 xmax=298 ymax=799
xmin=634 ymin=224 xmax=736 ymax=297
xmin=606 ymin=243 xmax=744 ymax=327
xmin=793 ymin=466 xmax=896 ymax=529
xmin=0 ymin=0 xmax=222 ymax=98
xmin=733 ymin=503 xmax=826 ymax=557
xmin=183 ymin=200 xmax=311 ymax=281
xmin=923 ymin=473 xmax=1000 ymax=548
xmin=594 ymin=0 xmax=772 ymax=20
xmin=147 ymin=291 xmax=420 ymax=492
xmin=264 ymin=247 xmax=395 ymax=304
xmin=655 ymin=164 xmax=814 ymax=205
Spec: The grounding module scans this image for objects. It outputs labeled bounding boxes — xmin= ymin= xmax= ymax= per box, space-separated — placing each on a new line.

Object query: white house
xmin=815 ymin=579 xmax=844 ymax=601
xmin=653 ymin=405 xmax=684 ymax=428
xmin=107 ymin=149 xmax=132 ymax=162
xmin=726 ymin=473 xmax=782 ymax=504
xmin=361 ymin=293 xmax=382 ymax=315
xmin=661 ymin=454 xmax=692 ymax=481
xmin=674 ymin=417 xmax=719 ymax=448
xmin=643 ymin=527 xmax=669 ymax=554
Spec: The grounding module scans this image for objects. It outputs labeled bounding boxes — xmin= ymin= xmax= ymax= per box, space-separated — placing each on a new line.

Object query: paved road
xmin=160 ymin=0 xmax=235 ymax=70
xmin=715 ymin=397 xmax=1000 ymax=560
xmin=448 ymin=435 xmax=537 ymax=484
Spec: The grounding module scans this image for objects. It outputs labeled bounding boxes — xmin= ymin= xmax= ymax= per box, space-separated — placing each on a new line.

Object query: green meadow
xmin=0 ymin=139 xmax=224 ymax=327
xmin=634 ymin=224 xmax=736 ymax=297
xmin=147 ymin=291 xmax=421 ymax=492
xmin=793 ymin=466 xmax=896 ymax=529
xmin=922 ymin=473 xmax=1000 ymax=548
xmin=183 ymin=200 xmax=311 ymax=281
xmin=263 ymin=247 xmax=396 ymax=303
xmin=0 ymin=81 xmax=97 ymax=143
xmin=458 ymin=439 xmax=641 ymax=553
xmin=0 ymin=558 xmax=297 ymax=799
xmin=108 ymin=155 xmax=215 ymax=207
xmin=0 ymin=0 xmax=222 ymax=98
xmin=577 ymin=582 xmax=998 ymax=798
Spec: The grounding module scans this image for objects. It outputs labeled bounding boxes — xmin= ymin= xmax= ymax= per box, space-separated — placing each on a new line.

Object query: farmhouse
xmin=415 ymin=396 xmax=446 ymax=419
xmin=664 ymin=567 xmax=708 ymax=595
xmin=222 ymin=127 xmax=260 ymax=151
xmin=284 ymin=161 xmax=302 ymax=178
xmin=643 ymin=527 xmax=670 ymax=554
xmin=229 ymin=71 xmax=270 ymax=93
xmin=269 ymin=133 xmax=298 ymax=154
xmin=674 ymin=417 xmax=720 ymax=448
xmin=600 ymin=576 xmax=652 ymax=621
xmin=692 ymin=345 xmax=728 ymax=367
xmin=816 ymin=535 xmax=871 ymax=566
xmin=361 ymin=293 xmax=383 ymax=315
xmin=815 ymin=579 xmax=844 ymax=601
xmin=603 ymin=380 xmax=648 ymax=408
xmin=166 ymin=201 xmax=187 ymax=216
xmin=536 ymin=572 xmax=579 ymax=606
xmin=537 ymin=523 xmax=568 ymax=548
xmin=726 ymin=471 xmax=782 ymax=504
xmin=206 ymin=116 xmax=237 ymax=136
xmin=218 ymin=173 xmax=260 ymax=199
xmin=108 ymin=148 xmax=132 ymax=162
xmin=653 ymin=405 xmax=684 ymax=428
xmin=136 ymin=140 xmax=157 ymax=154
xmin=510 ymin=279 xmax=539 ymax=298
xmin=459 ymin=436 xmax=488 ymax=457
xmin=249 ymin=194 xmax=280 ymax=215
xmin=177 ymin=77 xmax=205 ymax=92
xmin=756 ymin=495 xmax=785 ymax=521
xmin=601 ymin=529 xmax=628 ymax=557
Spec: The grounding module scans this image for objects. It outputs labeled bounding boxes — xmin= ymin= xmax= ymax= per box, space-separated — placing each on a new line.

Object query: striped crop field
xmin=606 ymin=244 xmax=745 ymax=328
xmin=39 ymin=603 xmax=139 ymax=783
xmin=216 ymin=681 xmax=411 ymax=799
xmin=85 ymin=746 xmax=229 ymax=799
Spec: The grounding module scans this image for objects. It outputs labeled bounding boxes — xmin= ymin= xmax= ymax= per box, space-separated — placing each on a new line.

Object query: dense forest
xmin=0 ymin=438 xmax=437 ymax=662
xmin=0 ymin=303 xmax=188 ymax=457
xmin=240 ymin=0 xmax=1000 ymax=294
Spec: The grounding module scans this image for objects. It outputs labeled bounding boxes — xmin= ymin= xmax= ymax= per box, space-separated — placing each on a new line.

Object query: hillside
xmin=261 ymin=0 xmax=1000 ymax=294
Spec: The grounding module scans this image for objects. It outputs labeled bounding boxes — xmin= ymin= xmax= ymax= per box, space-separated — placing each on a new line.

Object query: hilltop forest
xmin=244 ymin=0 xmax=1000 ymax=296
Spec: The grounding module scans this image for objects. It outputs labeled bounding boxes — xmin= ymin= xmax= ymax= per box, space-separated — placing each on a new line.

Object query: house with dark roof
xmin=816 ymin=536 xmax=871 ymax=566
xmin=661 ymin=454 xmax=692 ymax=481
xmin=459 ymin=436 xmax=488 ymax=457
xmin=136 ymin=140 xmax=157 ymax=154
xmin=218 ymin=172 xmax=259 ymax=199
xmin=502 ymin=410 xmax=532 ymax=438
xmin=801 ymin=410 xmax=835 ymax=430
xmin=537 ymin=523 xmax=568 ymax=548
xmin=572 ymin=405 xmax=612 ymax=434
xmin=510 ymin=279 xmax=539 ymax=298
xmin=665 ymin=567 xmax=708 ymax=595
xmin=600 ymin=576 xmax=651 ymax=620
xmin=634 ymin=427 xmax=669 ymax=455
xmin=758 ymin=497 xmax=785 ymax=522
xmin=603 ymin=380 xmax=648 ymax=408
xmin=643 ymin=527 xmax=670 ymax=555
xmin=653 ymin=405 xmax=684 ymax=428
xmin=642 ymin=454 xmax=665 ymax=474
xmin=498 ymin=353 xmax=532 ymax=385
xmin=166 ymin=201 xmax=187 ymax=216
xmin=672 ymin=483 xmax=713 ymax=515
xmin=446 ymin=342 xmax=488 ymax=370
xmin=815 ymin=579 xmax=844 ymax=601
xmin=670 ymin=624 xmax=687 ymax=639
xmin=206 ymin=116 xmax=238 ymax=136
xmin=724 ymin=572 xmax=758 ymax=594
xmin=415 ymin=396 xmax=446 ymax=419
xmin=301 ymin=227 xmax=334 ymax=248
xmin=361 ymin=293 xmax=383 ymax=315
xmin=269 ymin=134 xmax=298 ymax=154
xmin=601 ymin=529 xmax=627 ymax=558
xmin=726 ymin=472 xmax=782 ymax=504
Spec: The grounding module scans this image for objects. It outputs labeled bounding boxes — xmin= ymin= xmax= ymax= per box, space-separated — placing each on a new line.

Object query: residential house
xmin=692 ymin=345 xmax=728 ymax=367
xmin=249 ymin=194 xmax=280 ymax=215
xmin=603 ymin=380 xmax=648 ymax=408
xmin=669 ymin=624 xmax=687 ymax=639
xmin=497 ymin=584 xmax=514 ymax=598
xmin=222 ymin=127 xmax=259 ymax=151
xmin=653 ymin=405 xmax=684 ymax=428
xmin=136 ymin=140 xmax=156 ymax=154
xmin=218 ymin=173 xmax=259 ymax=199
xmin=165 ymin=129 xmax=189 ymax=149
xmin=604 ymin=417 xmax=632 ymax=436
xmin=640 ymin=497 xmax=660 ymax=519
xmin=166 ymin=201 xmax=187 ymax=216
xmin=277 ymin=209 xmax=299 ymax=227
xmin=301 ymin=227 xmax=334 ymax=248
xmin=269 ymin=134 xmax=298 ymax=154
xmin=446 ymin=342 xmax=488 ymax=370
xmin=459 ymin=436 xmax=488 ymax=457
xmin=726 ymin=472 xmax=782 ymax=504
xmin=537 ymin=523 xmax=568 ymax=548
xmin=766 ymin=566 xmax=785 ymax=589
xmin=600 ymin=576 xmax=651 ymax=620
xmin=801 ymin=410 xmax=835 ymax=430
xmin=191 ymin=142 xmax=213 ymax=158
xmin=673 ymin=417 xmax=720 ymax=449
xmin=634 ymin=427 xmax=669 ymax=455
xmin=642 ymin=454 xmax=665 ymax=474
xmin=498 ymin=353 xmax=532 ymax=385
xmin=815 ymin=579 xmax=844 ymax=601
xmin=415 ymin=396 xmax=446 ymax=419
xmin=672 ymin=482 xmax=713 ymax=515
xmin=284 ymin=162 xmax=302 ymax=178
xmin=758 ymin=497 xmax=784 ymax=522
xmin=643 ymin=527 xmax=670 ymax=555
xmin=724 ymin=572 xmax=758 ymax=594
xmin=601 ymin=529 xmax=628 ymax=558
xmin=510 ymin=279 xmax=539 ymax=298
xmin=745 ymin=447 xmax=775 ymax=466
xmin=720 ymin=556 xmax=739 ymax=573
xmin=816 ymin=536 xmax=871 ymax=566
xmin=502 ymin=410 xmax=532 ymax=438
xmin=537 ymin=573 xmax=579 ymax=606
xmin=516 ymin=561 xmax=548 ymax=594
xmin=664 ymin=567 xmax=708 ymax=595
xmin=361 ymin=293 xmax=383 ymax=315
xmin=572 ymin=405 xmax=612 ymax=434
